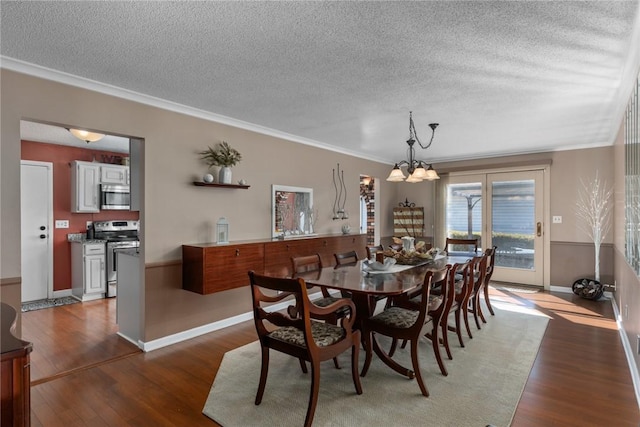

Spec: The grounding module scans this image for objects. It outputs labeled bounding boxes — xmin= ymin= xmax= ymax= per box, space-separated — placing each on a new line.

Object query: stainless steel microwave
xmin=100 ymin=184 xmax=130 ymax=210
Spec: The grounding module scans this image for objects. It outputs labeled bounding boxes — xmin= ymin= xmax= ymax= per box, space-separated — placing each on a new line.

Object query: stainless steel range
xmin=93 ymin=220 xmax=139 ymax=298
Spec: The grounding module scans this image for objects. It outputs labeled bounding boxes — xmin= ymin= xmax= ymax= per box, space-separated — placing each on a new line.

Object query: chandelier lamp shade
xmin=386 ymin=112 xmax=440 ymax=183
xmin=67 ymin=128 xmax=105 ymax=143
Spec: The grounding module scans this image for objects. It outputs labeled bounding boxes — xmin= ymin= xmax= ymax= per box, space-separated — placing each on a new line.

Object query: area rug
xmin=492 ymin=283 xmax=541 ymax=294
xmin=21 ymin=296 xmax=79 ymax=312
xmin=203 ymin=301 xmax=549 ymax=427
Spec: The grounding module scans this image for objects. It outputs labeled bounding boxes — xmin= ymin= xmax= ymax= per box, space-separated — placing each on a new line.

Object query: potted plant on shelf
xmin=199 ymin=141 xmax=242 ymax=184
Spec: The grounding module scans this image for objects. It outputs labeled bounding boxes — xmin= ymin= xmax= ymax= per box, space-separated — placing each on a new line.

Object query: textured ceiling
xmin=2 ymin=1 xmax=639 ymax=163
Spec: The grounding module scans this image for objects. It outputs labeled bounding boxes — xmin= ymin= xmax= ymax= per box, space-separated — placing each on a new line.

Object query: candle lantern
xmin=216 ymin=217 xmax=229 ymax=244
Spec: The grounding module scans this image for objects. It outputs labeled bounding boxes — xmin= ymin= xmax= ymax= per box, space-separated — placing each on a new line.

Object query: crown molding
xmin=0 ymin=56 xmax=390 ymax=165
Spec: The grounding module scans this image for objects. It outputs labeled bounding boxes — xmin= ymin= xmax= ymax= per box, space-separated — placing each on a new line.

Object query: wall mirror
xmin=272 ymin=185 xmax=315 ymax=239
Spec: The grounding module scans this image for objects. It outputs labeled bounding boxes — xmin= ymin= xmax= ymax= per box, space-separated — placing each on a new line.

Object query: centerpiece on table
xmin=199 ymin=141 xmax=242 ymax=184
xmin=382 ymin=238 xmax=440 ymax=265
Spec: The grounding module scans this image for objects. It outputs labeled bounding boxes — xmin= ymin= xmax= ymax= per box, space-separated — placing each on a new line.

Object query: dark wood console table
xmin=182 ymin=234 xmax=367 ymax=294
xmin=1 ymin=302 xmax=32 ymax=427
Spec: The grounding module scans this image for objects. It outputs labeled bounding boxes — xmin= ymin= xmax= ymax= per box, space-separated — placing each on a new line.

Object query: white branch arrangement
xmin=575 ymin=171 xmax=613 ymax=282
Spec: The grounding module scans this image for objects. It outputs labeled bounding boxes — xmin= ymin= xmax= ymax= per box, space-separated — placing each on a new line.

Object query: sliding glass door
xmin=444 ymin=170 xmax=545 ymax=286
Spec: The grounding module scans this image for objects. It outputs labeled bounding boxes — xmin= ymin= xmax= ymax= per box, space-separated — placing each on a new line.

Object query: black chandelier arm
xmin=409 ymin=111 xmax=439 ymax=150
xmin=413 ymin=123 xmax=439 ymax=150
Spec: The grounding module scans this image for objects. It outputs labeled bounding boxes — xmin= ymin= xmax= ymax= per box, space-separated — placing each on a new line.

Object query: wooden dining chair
xmin=360 ymin=265 xmax=449 ymax=397
xmin=248 ymin=271 xmax=362 ymax=427
xmin=366 ymin=244 xmax=384 ymax=260
xmin=389 ymin=264 xmax=456 ymax=376
xmin=334 ymin=250 xmax=358 ymax=266
xmin=443 ymin=259 xmax=474 ymax=352
xmin=291 ymin=254 xmax=343 ymax=308
xmin=445 ymin=237 xmax=479 ymax=255
xmin=291 ymin=254 xmax=346 ymax=368
xmin=466 ymin=253 xmax=489 ymax=332
xmin=483 ymin=246 xmax=498 ymax=316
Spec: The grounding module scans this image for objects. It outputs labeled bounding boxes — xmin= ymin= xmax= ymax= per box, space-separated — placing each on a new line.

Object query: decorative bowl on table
xmin=392 ymin=250 xmax=435 ymax=265
xmin=363 ymin=257 xmax=397 ymax=271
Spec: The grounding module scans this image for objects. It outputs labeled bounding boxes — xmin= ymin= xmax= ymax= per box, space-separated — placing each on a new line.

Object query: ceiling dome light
xmin=67 ymin=128 xmax=105 ymax=143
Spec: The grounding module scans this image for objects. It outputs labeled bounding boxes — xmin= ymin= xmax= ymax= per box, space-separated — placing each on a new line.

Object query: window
xmin=625 ymin=72 xmax=640 ymax=276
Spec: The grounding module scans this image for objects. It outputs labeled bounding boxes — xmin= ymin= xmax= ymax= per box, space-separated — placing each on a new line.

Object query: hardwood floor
xmin=23 ymin=289 xmax=639 ymax=426
xmin=22 ymin=298 xmax=140 ymax=384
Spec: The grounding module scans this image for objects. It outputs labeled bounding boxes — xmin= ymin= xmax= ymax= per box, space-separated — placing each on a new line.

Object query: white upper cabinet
xmin=101 ymin=164 xmax=129 ymax=185
xmin=71 ymin=161 xmax=100 ymax=213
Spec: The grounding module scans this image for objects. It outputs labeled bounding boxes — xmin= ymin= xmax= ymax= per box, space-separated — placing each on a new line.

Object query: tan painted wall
xmin=0 ymin=70 xmax=400 ymax=340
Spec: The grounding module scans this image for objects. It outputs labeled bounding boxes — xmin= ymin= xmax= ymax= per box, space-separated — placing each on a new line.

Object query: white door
xmin=487 ymin=170 xmax=544 ymax=285
xmin=21 ymin=161 xmax=54 ymax=302
xmin=443 ymin=169 xmax=545 ymax=286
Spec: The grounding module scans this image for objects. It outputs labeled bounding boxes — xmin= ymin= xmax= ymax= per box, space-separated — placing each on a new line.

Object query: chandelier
xmin=386 ymin=112 xmax=440 ymax=183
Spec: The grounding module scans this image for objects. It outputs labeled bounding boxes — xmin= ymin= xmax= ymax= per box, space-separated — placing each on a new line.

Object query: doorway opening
xmin=360 ymin=175 xmax=378 ymax=246
xmin=19 ymin=120 xmax=142 ymax=383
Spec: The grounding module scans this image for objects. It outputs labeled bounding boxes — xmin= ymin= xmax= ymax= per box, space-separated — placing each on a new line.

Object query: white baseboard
xmin=549 ymin=285 xmax=573 ymax=294
xmin=548 ymin=286 xmax=613 ymax=299
xmin=611 ymin=298 xmax=640 ymax=410
xmin=52 ymin=289 xmax=73 ymax=298
xmin=139 ymin=291 xmax=324 ymax=352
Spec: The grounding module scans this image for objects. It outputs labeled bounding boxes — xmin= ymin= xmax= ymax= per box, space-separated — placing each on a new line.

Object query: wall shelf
xmin=193 ymin=182 xmax=250 ymax=189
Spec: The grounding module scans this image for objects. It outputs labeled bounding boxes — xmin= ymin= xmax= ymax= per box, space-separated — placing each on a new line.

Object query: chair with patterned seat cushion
xmin=465 ymin=253 xmax=489 ymax=331
xmin=482 ymin=246 xmax=498 ymax=316
xmin=443 ymin=260 xmax=473 ymax=351
xmin=334 ymin=250 xmax=359 ymax=266
xmin=388 ymin=264 xmax=455 ymax=376
xmin=365 ymin=244 xmax=384 ymax=260
xmin=445 ymin=237 xmax=479 ymax=255
xmin=360 ymin=265 xmax=449 ymax=397
xmin=292 ymin=254 xmax=347 ymax=368
xmin=291 ymin=254 xmax=346 ymax=316
xmin=248 ymin=271 xmax=362 ymax=427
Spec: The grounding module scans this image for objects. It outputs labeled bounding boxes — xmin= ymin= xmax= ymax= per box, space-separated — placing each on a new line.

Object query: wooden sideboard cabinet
xmin=183 ymin=242 xmax=265 ymax=295
xmin=183 ymin=234 xmax=367 ymax=295
xmin=1 ymin=303 xmax=33 ymax=427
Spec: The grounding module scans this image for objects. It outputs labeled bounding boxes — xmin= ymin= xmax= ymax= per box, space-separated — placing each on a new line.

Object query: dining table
xmin=293 ymin=254 xmax=474 ymax=379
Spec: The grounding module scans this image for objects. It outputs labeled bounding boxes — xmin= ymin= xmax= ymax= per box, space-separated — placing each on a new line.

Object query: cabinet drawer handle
xmin=236 ymin=249 xmax=240 ymax=256
xmin=286 ymin=245 xmax=290 ymax=250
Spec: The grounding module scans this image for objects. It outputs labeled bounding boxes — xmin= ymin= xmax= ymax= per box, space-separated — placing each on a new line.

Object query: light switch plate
xmin=55 ymin=220 xmax=69 ymax=229
xmin=552 ymin=216 xmax=562 ymax=224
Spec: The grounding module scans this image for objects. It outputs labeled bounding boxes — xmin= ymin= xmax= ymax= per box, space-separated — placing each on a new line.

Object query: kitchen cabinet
xmin=71 ymin=241 xmax=106 ymax=301
xmin=70 ymin=160 xmax=100 ymax=213
xmin=182 ymin=234 xmax=367 ymax=295
xmin=100 ymin=164 xmax=129 ymax=185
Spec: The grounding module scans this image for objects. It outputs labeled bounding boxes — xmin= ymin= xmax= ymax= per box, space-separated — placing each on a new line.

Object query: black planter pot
xmin=572 ymin=278 xmax=604 ymax=300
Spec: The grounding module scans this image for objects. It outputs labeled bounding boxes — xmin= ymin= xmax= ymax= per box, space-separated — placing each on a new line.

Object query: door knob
xmin=39 ymin=234 xmax=46 ymax=239
xmin=40 ymin=226 xmax=46 ymax=230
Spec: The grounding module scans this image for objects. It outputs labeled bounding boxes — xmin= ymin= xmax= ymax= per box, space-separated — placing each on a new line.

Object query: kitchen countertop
xmin=67 ymin=233 xmax=106 ymax=244
xmin=69 ymin=238 xmax=107 ymax=244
